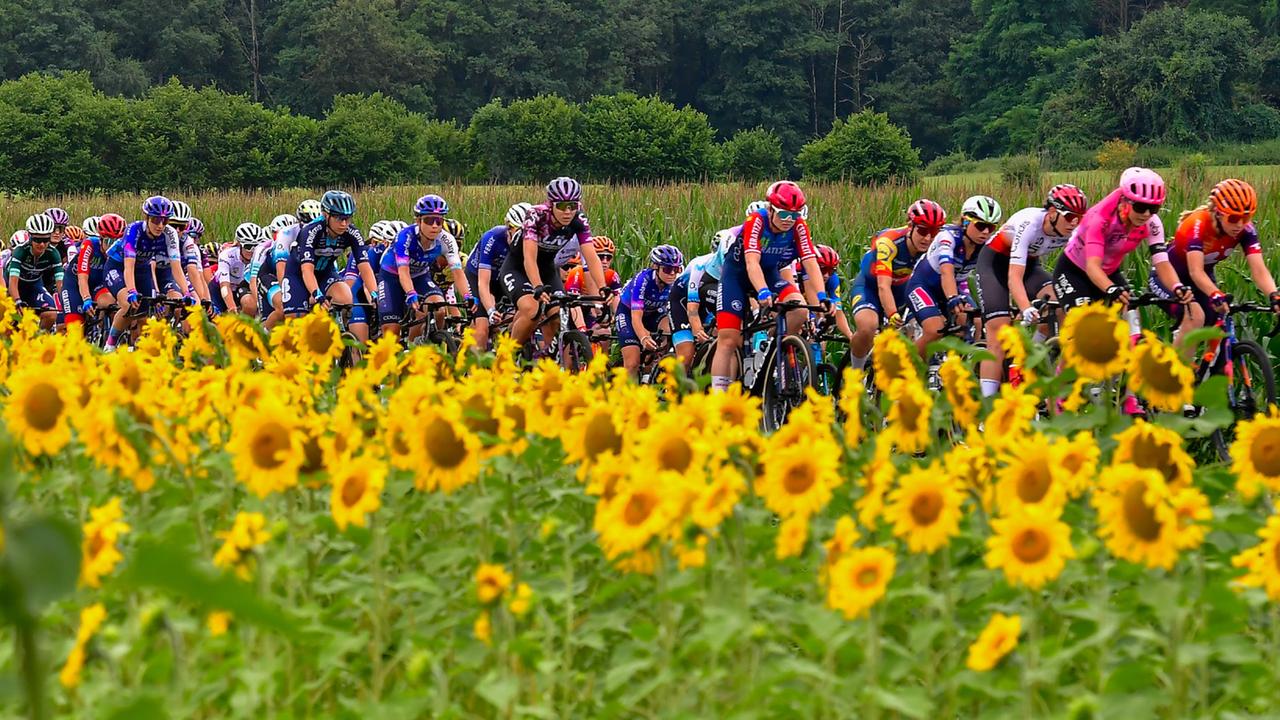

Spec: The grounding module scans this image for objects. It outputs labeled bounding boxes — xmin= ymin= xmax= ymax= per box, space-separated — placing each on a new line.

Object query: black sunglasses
xmin=973 ymin=222 xmax=996 ymax=233
xmin=1130 ymin=202 xmax=1161 ymax=215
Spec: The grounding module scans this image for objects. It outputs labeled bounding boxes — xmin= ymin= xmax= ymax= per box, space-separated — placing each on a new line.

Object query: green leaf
xmin=605 ymin=658 xmax=651 ymax=694
xmin=474 ymin=671 xmax=518 ymax=710
xmin=866 ymin=686 xmax=931 ymax=719
xmin=104 ymin=694 xmax=168 ymax=720
xmin=4 ymin=516 xmax=79 ymax=618
xmin=117 ymin=535 xmax=300 ymax=637
xmin=1180 ymin=325 xmax=1226 ymax=350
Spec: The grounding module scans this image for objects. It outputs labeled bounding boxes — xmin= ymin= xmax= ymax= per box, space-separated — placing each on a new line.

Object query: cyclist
xmin=976 ymin=184 xmax=1087 ymax=396
xmin=1053 ymin=167 xmax=1192 ymax=322
xmin=564 ymin=236 xmax=622 ymax=339
xmin=468 ymin=203 xmax=531 ymax=350
xmin=213 ymin=223 xmax=263 ymax=316
xmin=46 ymin=207 xmax=69 ymax=251
xmin=618 ymin=244 xmax=683 ymax=379
xmin=177 ymin=213 xmax=212 ymax=306
xmin=846 ymin=199 xmax=945 ymax=370
xmin=670 ymin=221 xmax=743 ymax=371
xmin=710 ymin=182 xmax=831 ymax=392
xmin=500 ymin=177 xmax=609 ymax=346
xmin=8 ymin=213 xmax=63 ymax=329
xmin=57 ymin=226 xmax=85 ymax=326
xmin=346 ymin=219 xmax=396 ymax=343
xmin=1 ymin=232 xmax=26 ymax=298
xmin=103 ymin=196 xmax=188 ymax=350
xmin=906 ymin=195 xmax=1001 ymax=357
xmin=64 ymin=213 xmax=125 ymax=327
xmin=281 ymin=190 xmax=377 ymax=318
xmin=378 ymin=194 xmax=470 ymax=340
xmin=248 ymin=224 xmax=288 ymax=330
xmin=1154 ymin=178 xmax=1280 ymax=334
xmin=296 ymin=199 xmax=323 ymax=225
xmin=796 ymin=244 xmax=856 ymax=345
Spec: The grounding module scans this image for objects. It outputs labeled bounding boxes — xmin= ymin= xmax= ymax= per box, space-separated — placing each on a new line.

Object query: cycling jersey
xmin=564 ymin=266 xmax=621 ymax=294
xmin=619 ymin=269 xmax=672 ymax=313
xmin=182 ymin=236 xmax=203 ymax=269
xmin=106 ymin=222 xmax=181 ymax=265
xmin=1169 ymin=207 xmax=1261 ymax=272
xmin=291 ymin=221 xmax=369 ymax=275
xmin=216 ymin=248 xmax=252 ymax=286
xmin=910 ymin=225 xmax=981 ymax=288
xmin=74 ymin=237 xmax=106 ymax=279
xmin=1062 ymin=189 xmax=1167 ymax=275
xmin=863 ymin=227 xmax=917 ymax=286
xmin=515 ymin=205 xmax=592 ymax=261
xmin=8 ymin=244 xmax=63 ymax=285
xmin=379 ymin=226 xmax=461 ymax=278
xmin=248 ymin=242 xmax=277 ymax=284
xmin=466 ymin=226 xmax=512 ymax=276
xmin=793 ymin=261 xmax=842 ymax=299
xmin=735 ymin=210 xmax=815 ymax=269
xmin=987 ymin=207 xmax=1070 ymax=266
xmin=681 ymin=254 xmax=720 ymax=304
xmin=344 ymin=245 xmax=385 ymax=282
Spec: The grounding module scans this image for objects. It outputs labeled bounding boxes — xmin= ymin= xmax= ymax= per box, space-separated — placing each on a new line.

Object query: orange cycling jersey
xmin=1170 ymin=207 xmax=1260 ymax=271
xmin=869 ymin=227 xmax=915 ymax=286
xmin=564 ymin=266 xmax=621 ymax=294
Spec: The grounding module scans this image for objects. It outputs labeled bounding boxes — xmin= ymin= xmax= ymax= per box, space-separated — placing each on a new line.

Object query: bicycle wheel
xmin=559 ymin=330 xmax=594 ymax=373
xmin=427 ymin=330 xmax=460 ymax=358
xmin=761 ymin=335 xmax=815 ymax=432
xmin=339 ymin=332 xmax=362 ymax=369
xmin=1212 ymin=340 xmax=1277 ymax=462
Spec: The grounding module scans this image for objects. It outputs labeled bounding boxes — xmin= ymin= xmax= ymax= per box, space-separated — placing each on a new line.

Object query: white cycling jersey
xmin=216 ymin=247 xmax=251 ymax=286
xmin=990 ymin=207 xmax=1072 ymax=267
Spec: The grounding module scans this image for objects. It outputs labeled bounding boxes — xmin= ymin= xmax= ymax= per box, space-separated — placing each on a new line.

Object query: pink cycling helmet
xmin=1118 ymin=167 xmax=1166 ymax=205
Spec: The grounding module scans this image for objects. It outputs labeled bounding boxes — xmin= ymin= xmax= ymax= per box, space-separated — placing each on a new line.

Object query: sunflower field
xmin=3 ymin=277 xmax=1280 ymax=720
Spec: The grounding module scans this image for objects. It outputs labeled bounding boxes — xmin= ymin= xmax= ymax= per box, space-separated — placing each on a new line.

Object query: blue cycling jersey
xmin=346 ymin=244 xmax=384 ymax=281
xmin=620 ymin=268 xmax=672 ymax=313
xmin=379 ymin=226 xmax=461 ymax=277
xmin=465 ymin=225 xmax=511 ymax=275
xmin=105 ymin=221 xmax=181 ymax=265
xmin=909 ymin=225 xmax=980 ymax=293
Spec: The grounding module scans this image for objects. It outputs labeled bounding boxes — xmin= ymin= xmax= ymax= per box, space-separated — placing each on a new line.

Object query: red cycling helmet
xmin=815 ymin=244 xmax=840 ymax=273
xmin=907 ymin=199 xmax=946 ymax=229
xmin=1046 ymin=184 xmax=1088 ymax=216
xmin=766 ymin=181 xmax=806 ymax=212
xmin=97 ymin=213 xmax=127 ymax=240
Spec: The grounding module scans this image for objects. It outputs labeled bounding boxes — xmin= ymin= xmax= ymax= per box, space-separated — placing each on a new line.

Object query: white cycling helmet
xmin=505 ymin=202 xmax=534 ymax=228
xmin=368 ymin=220 xmax=397 ymax=243
xmin=746 ymin=200 xmax=769 ymax=216
xmin=26 ymin=213 xmax=55 ymax=236
xmin=387 ymin=220 xmax=409 ymax=236
xmin=961 ymin=195 xmax=1003 ymax=225
xmin=170 ymin=200 xmax=193 ymax=224
xmin=267 ymin=213 xmax=298 ymax=234
xmin=11 ymin=230 xmax=30 ymax=247
xmin=235 ymin=222 xmax=263 ymax=247
xmin=81 ymin=216 xmax=101 ymax=237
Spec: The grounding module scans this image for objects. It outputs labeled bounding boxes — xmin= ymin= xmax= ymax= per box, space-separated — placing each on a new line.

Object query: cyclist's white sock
xmin=980 ymin=379 xmax=1001 ymax=397
xmin=849 ymin=351 xmax=869 ymax=370
xmin=1032 ymin=329 xmax=1047 ymax=344
xmin=711 ymin=375 xmax=731 ymax=393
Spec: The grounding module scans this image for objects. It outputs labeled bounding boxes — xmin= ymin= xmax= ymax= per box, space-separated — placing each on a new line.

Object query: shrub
xmin=422 ymin=120 xmax=473 ymax=181
xmin=1000 ymin=154 xmax=1042 ymax=187
xmin=576 ymin=93 xmax=717 ymax=182
xmin=796 ymin=110 xmax=920 ymax=184
xmin=1175 ymin=153 xmax=1210 ymax=187
xmin=719 ymin=128 xmax=784 ymax=181
xmin=468 ymin=95 xmax=584 ymax=183
xmin=316 ymin=93 xmax=438 ymax=186
xmin=1095 ymin=139 xmax=1138 ymax=170
xmin=923 ymin=151 xmax=977 ymax=177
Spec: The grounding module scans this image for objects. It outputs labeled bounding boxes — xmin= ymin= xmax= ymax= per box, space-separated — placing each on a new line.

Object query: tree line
xmin=1 ymin=0 xmax=1277 ymax=190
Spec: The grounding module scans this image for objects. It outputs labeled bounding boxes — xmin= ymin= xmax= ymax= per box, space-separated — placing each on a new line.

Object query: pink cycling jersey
xmin=1062 ymin=188 xmax=1168 ymax=275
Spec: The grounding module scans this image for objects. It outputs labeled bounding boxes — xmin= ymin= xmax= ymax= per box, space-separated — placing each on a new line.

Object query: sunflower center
xmin=120 ymin=366 xmax=142 ymax=394
xmin=305 ymin=322 xmax=334 ymax=354
xmin=855 ymin=566 xmax=880 ymax=588
xmin=300 ymin=435 xmax=324 ymax=475
xmin=881 ymin=352 xmax=905 ymax=382
xmin=783 ymin=460 xmax=816 ymax=496
xmin=1272 ymin=540 xmax=1280 ymax=574
xmin=1076 ymin=314 xmax=1121 ymax=364
xmin=341 ymin=472 xmax=367 ymax=506
xmin=390 ymin=428 xmax=411 ymax=457
xmin=657 ymin=437 xmax=694 ymax=474
xmin=583 ymin=412 xmax=623 ymax=457
xmin=504 ymin=404 xmax=527 ymax=433
xmin=87 ymin=531 xmax=107 ymax=558
xmin=1139 ymin=348 xmax=1183 ymax=394
xmin=1250 ymin=426 xmax=1280 ymax=478
xmin=424 ymin=417 xmax=467 ymax=469
xmin=1122 ymin=480 xmax=1162 ymax=541
xmin=1130 ymin=435 xmax=1179 ymax=484
xmin=24 ymin=382 xmax=64 ymax=431
xmin=462 ymin=394 xmax=500 ymax=437
xmin=1011 ymin=528 xmax=1050 ymax=563
xmin=909 ymin=490 xmax=943 ymax=526
xmin=899 ymin=393 xmax=922 ymax=430
xmin=249 ymin=422 xmax=289 ymax=470
xmin=1016 ymin=460 xmax=1052 ymax=504
xmin=623 ymin=491 xmax=658 ymax=526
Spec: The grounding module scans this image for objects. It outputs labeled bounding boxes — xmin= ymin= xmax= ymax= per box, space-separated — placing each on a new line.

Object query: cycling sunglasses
xmin=329 ymin=212 xmax=353 ymax=221
xmin=912 ymin=224 xmax=942 ymax=237
xmin=553 ymin=201 xmax=580 ymax=212
xmin=597 ymin=253 xmax=614 ymax=262
xmin=1225 ymin=212 xmax=1254 ymax=224
xmin=972 ymin=221 xmax=997 ymax=233
xmin=771 ymin=205 xmax=803 ymax=221
xmin=657 ymin=264 xmax=682 ymax=274
xmin=1129 ymin=201 xmax=1161 ymax=215
xmin=418 ymin=215 xmax=445 ymax=226
xmin=30 ymin=236 xmax=50 ymax=243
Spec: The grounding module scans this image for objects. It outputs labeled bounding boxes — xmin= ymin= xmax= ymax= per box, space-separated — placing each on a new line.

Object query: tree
xmin=468 ymin=95 xmax=584 ymax=182
xmin=576 ymin=93 xmax=717 ymax=181
xmin=796 ymin=110 xmax=920 ymax=184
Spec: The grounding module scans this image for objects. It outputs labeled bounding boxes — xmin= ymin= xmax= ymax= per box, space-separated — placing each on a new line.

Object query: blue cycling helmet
xmin=414 ymin=194 xmax=449 ymax=216
xmin=186 ymin=218 xmax=205 ymax=237
xmin=142 ymin=195 xmax=173 ymax=219
xmin=648 ymin=244 xmax=684 ymax=267
xmin=320 ymin=190 xmax=357 ymax=216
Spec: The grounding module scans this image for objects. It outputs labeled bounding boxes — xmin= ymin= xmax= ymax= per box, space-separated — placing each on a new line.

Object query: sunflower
xmin=4 ymin=366 xmax=72 ymax=457
xmin=1050 ymin=432 xmax=1100 ymax=497
xmin=1112 ymin=420 xmax=1194 ymax=489
xmin=474 ymin=611 xmax=493 ymax=645
xmin=1231 ymin=511 xmax=1280 ymax=600
xmin=1231 ymin=410 xmax=1280 ymax=499
xmin=821 ymin=515 xmax=861 ymax=584
xmin=330 ymin=459 xmax=385 ymax=531
xmin=757 ymin=438 xmax=841 ymax=519
xmin=614 ymin=548 xmax=658 ymax=575
xmin=947 ymin=442 xmax=996 ymax=511
xmin=838 ymin=366 xmax=865 ymax=446
xmin=872 ymin=329 xmax=919 ymax=393
xmin=508 ymin=582 xmax=534 ymax=616
xmin=412 ymin=402 xmax=482 ymax=494
xmin=80 ymin=497 xmax=130 ymax=588
xmin=885 ymin=378 xmax=934 ymax=453
xmin=966 ymin=613 xmax=1021 ymax=672
xmin=294 ymin=305 xmax=344 ymax=364
xmin=709 ymin=385 xmax=762 ymax=445
xmin=212 ymin=512 xmax=272 ymax=581
xmin=996 ymin=324 xmax=1037 ymax=387
xmin=134 ymin=317 xmax=177 ymax=363
xmin=676 ymin=535 xmax=709 ymax=570
xmin=594 ymin=474 xmax=678 ymax=560
xmin=365 ymin=333 xmax=403 ymax=379
xmin=563 ymin=402 xmax=627 ymax=481
xmin=1060 ymin=302 xmax=1130 ymax=381
xmin=215 ymin=314 xmax=270 ymax=365
xmin=59 ymin=603 xmax=107 ymax=689
xmin=1093 ymin=463 xmax=1181 ymax=570
xmin=995 ymin=435 xmax=1068 ymax=516
xmin=825 ymin=546 xmax=895 ymax=620
xmin=1128 ymin=332 xmax=1194 ymax=412
xmin=857 ymin=444 xmax=896 ymax=530
xmin=691 ymin=467 xmax=745 ymax=529
xmin=938 ymin=353 xmax=981 ymax=428
xmin=230 ymin=398 xmax=303 ymax=498
xmin=207 ymin=611 xmax=232 ymax=637
xmin=984 ymin=505 xmax=1075 ymax=589
xmin=886 ymin=463 xmax=965 ymax=554
xmin=475 ymin=563 xmax=513 ymax=603
xmin=775 ymin=514 xmax=810 ymax=559
xmin=1170 ymin=486 xmax=1211 ymax=551
xmin=983 ymin=385 xmax=1040 ymax=453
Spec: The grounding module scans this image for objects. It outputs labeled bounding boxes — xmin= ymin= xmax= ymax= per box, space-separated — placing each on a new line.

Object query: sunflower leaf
xmin=866 ymin=686 xmax=931 ymax=719
xmin=1 ymin=515 xmax=79 ymax=619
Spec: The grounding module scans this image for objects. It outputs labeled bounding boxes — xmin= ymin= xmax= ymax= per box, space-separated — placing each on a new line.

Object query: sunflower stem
xmin=370 ymin=513 xmax=387 ymax=701
xmin=864 ymin=604 xmax=881 ymax=720
xmin=939 ymin=545 xmax=956 ymax=715
xmin=1025 ymin=590 xmax=1043 ymax=717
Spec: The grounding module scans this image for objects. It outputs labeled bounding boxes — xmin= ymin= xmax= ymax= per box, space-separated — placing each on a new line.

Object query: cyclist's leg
xmin=976 ymin=249 xmax=1012 ymax=395
xmin=907 ymin=283 xmax=944 ymax=357
xmin=710 ymin=265 xmax=749 ymax=391
xmin=376 ymin=270 xmax=404 ymax=339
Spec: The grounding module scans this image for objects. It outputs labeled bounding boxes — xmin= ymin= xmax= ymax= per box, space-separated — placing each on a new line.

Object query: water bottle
xmin=751 ymin=330 xmax=768 ymax=354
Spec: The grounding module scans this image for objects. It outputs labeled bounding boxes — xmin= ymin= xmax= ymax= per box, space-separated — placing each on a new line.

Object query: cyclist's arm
xmin=581 ymin=242 xmax=606 ymax=292
xmin=940 ymin=263 xmax=958 ymax=302
xmin=1008 ymin=262 xmax=1032 ymax=313
xmin=632 ymin=306 xmax=649 ymax=344
xmin=477 ymin=267 xmax=496 ymax=312
xmin=1185 ymin=251 xmax=1218 ymax=297
xmin=357 ymin=260 xmax=377 ymax=302
xmin=452 ymin=267 xmax=471 ymax=300
xmin=834 ymin=306 xmax=854 ymax=341
xmin=1246 ymin=252 xmax=1278 ymax=296
xmin=875 ymin=275 xmax=897 ymax=317
xmin=1083 ymin=255 xmax=1115 ymax=292
xmin=124 ymin=256 xmax=137 ymax=293
xmin=7 ymin=255 xmax=19 ymax=299
xmin=799 ymin=257 xmax=824 ymax=306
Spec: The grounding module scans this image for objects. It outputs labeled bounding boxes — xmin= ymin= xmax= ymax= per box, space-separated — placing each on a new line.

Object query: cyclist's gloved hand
xmin=127 ymin=289 xmax=139 ymax=305
xmin=533 ymin=285 xmax=550 ymax=302
xmin=310 ymin=288 xmax=324 ymax=307
xmin=486 ymin=306 xmax=498 ymax=323
xmin=183 ymin=293 xmax=197 ymax=307
xmin=369 ymin=289 xmax=379 ymax=303
xmin=1209 ymin=291 xmax=1231 ymax=313
xmin=1104 ymin=284 xmax=1127 ymax=302
xmin=405 ymin=291 xmax=419 ymax=307
xmin=599 ymin=285 xmax=617 ymax=300
xmin=1172 ymin=283 xmax=1193 ymax=304
xmin=816 ymin=291 xmax=833 ymax=313
xmin=81 ymin=299 xmax=95 ymax=315
xmin=1020 ymin=306 xmax=1041 ymax=325
xmin=887 ymin=312 xmax=903 ymax=330
xmin=1270 ymin=290 xmax=1280 ymax=314
xmin=464 ymin=293 xmax=478 ymax=311
xmin=756 ymin=287 xmax=774 ymax=309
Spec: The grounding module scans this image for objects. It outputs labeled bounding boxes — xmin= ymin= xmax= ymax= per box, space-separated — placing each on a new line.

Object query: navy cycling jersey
xmin=74 ymin=237 xmax=107 ymax=276
xmin=620 ymin=268 xmax=672 ymax=313
xmin=345 ymin=244 xmax=385 ymax=281
xmin=466 ymin=225 xmax=511 ymax=275
xmin=106 ymin=221 xmax=181 ymax=265
xmin=732 ymin=209 xmax=816 ymax=269
xmin=379 ymin=226 xmax=461 ymax=277
xmin=292 ymin=220 xmax=370 ymax=274
xmin=909 ymin=225 xmax=981 ymax=292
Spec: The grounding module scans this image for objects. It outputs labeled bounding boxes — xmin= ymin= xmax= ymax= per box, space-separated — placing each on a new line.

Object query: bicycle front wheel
xmin=1213 ymin=339 xmax=1277 ymax=462
xmin=559 ymin=330 xmax=594 ymax=373
xmin=761 ymin=335 xmax=815 ymax=432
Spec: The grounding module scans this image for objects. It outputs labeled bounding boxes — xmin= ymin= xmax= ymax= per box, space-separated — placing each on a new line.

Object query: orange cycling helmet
xmin=592 ymin=235 xmax=615 ymax=254
xmin=63 ymin=226 xmax=85 ymax=244
xmin=1209 ymin=179 xmax=1257 ymax=217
